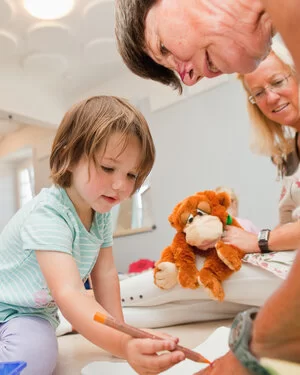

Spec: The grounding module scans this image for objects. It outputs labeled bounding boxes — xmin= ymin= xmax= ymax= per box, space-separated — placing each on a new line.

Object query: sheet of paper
xmin=81 ymin=327 xmax=230 ymax=375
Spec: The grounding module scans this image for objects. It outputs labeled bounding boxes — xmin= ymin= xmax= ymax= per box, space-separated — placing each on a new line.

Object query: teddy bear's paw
xmin=154 ymin=262 xmax=178 ymax=289
xmin=216 ymin=246 xmax=242 ymax=271
xmin=220 ymin=256 xmax=242 ymax=271
xmin=197 ymin=271 xmax=224 ymax=301
xmin=178 ymin=271 xmax=199 ymax=289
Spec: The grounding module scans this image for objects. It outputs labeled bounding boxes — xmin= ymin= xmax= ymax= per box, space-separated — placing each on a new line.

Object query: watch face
xmin=260 ymin=233 xmax=268 ymax=241
xmin=259 ymin=230 xmax=270 ymax=242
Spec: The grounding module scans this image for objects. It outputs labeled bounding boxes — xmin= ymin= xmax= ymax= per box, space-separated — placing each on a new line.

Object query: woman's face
xmin=244 ymin=53 xmax=300 ymax=127
xmin=144 ymin=0 xmax=273 ymax=86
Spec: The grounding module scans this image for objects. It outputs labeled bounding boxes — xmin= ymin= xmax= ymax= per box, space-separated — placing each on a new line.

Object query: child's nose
xmin=112 ymin=179 xmax=125 ymax=191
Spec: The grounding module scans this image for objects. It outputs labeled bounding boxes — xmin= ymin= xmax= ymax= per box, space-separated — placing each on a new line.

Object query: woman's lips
xmin=179 ymin=71 xmax=184 ymax=81
xmin=272 ymin=103 xmax=289 ymax=113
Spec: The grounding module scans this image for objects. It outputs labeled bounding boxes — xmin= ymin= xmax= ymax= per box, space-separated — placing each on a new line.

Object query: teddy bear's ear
xmin=168 ymin=201 xmax=182 ymax=227
xmin=168 ymin=212 xmax=175 ymax=226
xmin=217 ymin=192 xmax=231 ymax=208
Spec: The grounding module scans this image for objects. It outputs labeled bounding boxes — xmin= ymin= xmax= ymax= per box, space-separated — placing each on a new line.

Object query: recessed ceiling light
xmin=24 ymin=0 xmax=74 ymax=20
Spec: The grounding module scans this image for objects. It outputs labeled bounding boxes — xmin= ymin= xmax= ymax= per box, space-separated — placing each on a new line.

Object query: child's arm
xmin=36 ymin=250 xmax=184 ymax=374
xmin=90 ymin=246 xmax=124 ymax=322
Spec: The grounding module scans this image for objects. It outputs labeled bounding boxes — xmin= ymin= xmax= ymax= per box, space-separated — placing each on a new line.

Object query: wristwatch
xmin=229 ymin=308 xmax=272 ymax=375
xmin=258 ymin=229 xmax=271 ymax=253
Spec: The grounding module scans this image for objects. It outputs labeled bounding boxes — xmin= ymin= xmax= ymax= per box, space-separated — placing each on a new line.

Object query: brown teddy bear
xmin=154 ymin=190 xmax=245 ymax=301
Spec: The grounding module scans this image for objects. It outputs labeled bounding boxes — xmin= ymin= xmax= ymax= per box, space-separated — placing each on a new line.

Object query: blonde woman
xmin=222 ymin=41 xmax=300 ymax=255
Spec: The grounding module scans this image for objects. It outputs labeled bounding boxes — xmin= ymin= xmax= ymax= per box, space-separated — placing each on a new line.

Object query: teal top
xmin=0 ymin=185 xmax=113 ymax=327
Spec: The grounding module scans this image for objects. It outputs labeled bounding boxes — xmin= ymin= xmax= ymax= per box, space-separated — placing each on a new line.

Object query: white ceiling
xmin=0 ymin=0 xmax=234 ymax=143
xmin=0 ymin=0 xmax=132 ymax=134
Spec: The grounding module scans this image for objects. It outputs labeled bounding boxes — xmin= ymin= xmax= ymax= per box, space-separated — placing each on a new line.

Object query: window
xmin=17 ymin=164 xmax=35 ymax=207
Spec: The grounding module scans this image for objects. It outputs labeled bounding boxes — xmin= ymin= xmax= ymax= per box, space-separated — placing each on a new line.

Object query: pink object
xmin=236 ymin=217 xmax=259 ymax=234
xmin=128 ymin=259 xmax=155 ymax=274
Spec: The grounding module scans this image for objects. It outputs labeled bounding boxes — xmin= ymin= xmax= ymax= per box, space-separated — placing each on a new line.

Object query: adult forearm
xmin=250 ymin=250 xmax=300 ymax=362
xmin=268 ymin=222 xmax=300 ymax=251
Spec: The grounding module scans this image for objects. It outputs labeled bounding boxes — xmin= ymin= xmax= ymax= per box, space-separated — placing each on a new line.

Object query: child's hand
xmin=124 ymin=336 xmax=185 ymax=374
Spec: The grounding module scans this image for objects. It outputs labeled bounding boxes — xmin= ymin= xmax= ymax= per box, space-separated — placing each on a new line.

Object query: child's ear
xmin=217 ymin=192 xmax=231 ymax=209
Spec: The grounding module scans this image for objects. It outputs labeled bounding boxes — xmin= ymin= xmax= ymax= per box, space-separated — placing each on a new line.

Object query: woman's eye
xmin=254 ymin=91 xmax=263 ymax=98
xmin=101 ymin=166 xmax=114 ymax=173
xmin=273 ymin=79 xmax=284 ymax=87
xmin=160 ymin=43 xmax=169 ymax=56
xmin=197 ymin=209 xmax=207 ymax=216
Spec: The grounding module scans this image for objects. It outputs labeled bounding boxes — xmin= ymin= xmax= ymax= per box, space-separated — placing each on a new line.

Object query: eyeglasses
xmin=248 ymin=73 xmax=292 ymax=104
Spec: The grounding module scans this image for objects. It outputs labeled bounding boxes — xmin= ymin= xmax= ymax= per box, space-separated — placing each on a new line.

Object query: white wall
xmin=0 ymin=76 xmax=282 ymax=272
xmin=0 ymin=162 xmax=17 ymax=230
xmin=0 ymin=126 xmax=56 ymax=231
xmin=113 ymin=76 xmax=281 ymax=272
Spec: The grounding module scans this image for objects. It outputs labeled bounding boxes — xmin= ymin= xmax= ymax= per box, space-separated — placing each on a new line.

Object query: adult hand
xmin=193 ymin=351 xmax=251 ymax=375
xmin=250 ymin=252 xmax=300 ymax=362
xmin=124 ymin=336 xmax=185 ymax=375
xmin=222 ymin=225 xmax=259 ymax=253
xmin=194 ymin=351 xmax=250 ymax=375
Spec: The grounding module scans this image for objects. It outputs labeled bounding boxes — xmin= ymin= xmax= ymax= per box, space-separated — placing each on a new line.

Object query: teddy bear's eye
xmin=187 ymin=214 xmax=194 ymax=224
xmin=197 ymin=208 xmax=207 ymax=216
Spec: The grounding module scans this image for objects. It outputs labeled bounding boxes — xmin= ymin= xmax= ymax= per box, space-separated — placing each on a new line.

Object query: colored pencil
xmin=94 ymin=312 xmax=211 ymax=364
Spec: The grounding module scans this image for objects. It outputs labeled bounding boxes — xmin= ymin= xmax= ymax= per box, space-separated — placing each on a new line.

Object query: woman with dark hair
xmin=115 ymin=1 xmax=300 ymax=374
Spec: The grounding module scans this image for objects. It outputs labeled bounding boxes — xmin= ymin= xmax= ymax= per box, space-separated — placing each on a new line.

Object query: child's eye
xmin=101 ymin=166 xmax=114 ymax=173
xmin=128 ymin=173 xmax=138 ymax=180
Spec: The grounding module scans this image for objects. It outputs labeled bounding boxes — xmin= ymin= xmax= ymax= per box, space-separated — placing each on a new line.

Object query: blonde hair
xmin=50 ymin=96 xmax=155 ymax=193
xmin=238 ymin=40 xmax=298 ymax=158
xmin=215 ymin=186 xmax=239 ymax=209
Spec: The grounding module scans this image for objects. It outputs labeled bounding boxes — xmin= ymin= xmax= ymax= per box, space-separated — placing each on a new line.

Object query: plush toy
xmin=154 ymin=190 xmax=245 ymax=301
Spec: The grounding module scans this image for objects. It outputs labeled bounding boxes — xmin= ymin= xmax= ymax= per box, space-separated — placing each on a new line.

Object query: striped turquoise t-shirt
xmin=0 ymin=185 xmax=113 ymax=327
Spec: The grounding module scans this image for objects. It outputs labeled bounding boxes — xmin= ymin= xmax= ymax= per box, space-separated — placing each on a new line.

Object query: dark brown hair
xmin=50 ymin=96 xmax=155 ymax=193
xmin=115 ymin=0 xmax=183 ymax=93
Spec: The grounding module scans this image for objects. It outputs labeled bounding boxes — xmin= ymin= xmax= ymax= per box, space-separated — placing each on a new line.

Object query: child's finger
xmin=134 ymin=338 xmax=178 ymax=354
xmin=146 ymin=350 xmax=185 ymax=373
xmin=142 ymin=328 xmax=179 ymax=343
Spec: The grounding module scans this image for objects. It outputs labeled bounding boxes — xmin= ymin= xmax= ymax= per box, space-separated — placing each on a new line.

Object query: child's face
xmin=68 ymin=132 xmax=142 ymax=214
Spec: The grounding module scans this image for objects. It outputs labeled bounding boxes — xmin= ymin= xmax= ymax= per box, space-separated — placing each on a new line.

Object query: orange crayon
xmin=94 ymin=312 xmax=211 ymax=364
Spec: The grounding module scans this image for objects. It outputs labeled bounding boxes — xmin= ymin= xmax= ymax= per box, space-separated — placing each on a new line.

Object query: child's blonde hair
xmin=215 ymin=186 xmax=238 ymax=209
xmin=237 ymin=40 xmax=298 ymax=158
xmin=50 ymin=96 xmax=155 ymax=193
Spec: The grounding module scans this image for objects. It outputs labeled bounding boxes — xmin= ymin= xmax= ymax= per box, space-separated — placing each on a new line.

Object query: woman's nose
xmin=266 ymin=89 xmax=281 ymax=103
xmin=182 ymin=69 xmax=198 ymax=86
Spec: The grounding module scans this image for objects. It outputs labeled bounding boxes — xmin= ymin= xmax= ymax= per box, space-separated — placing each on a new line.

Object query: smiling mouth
xmin=273 ymin=103 xmax=289 ymax=113
xmin=206 ymin=51 xmax=221 ymax=73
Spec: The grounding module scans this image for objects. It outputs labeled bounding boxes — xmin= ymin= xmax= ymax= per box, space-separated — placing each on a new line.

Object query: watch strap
xmin=258 ymin=229 xmax=271 ymax=253
xmin=229 ymin=308 xmax=272 ymax=375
